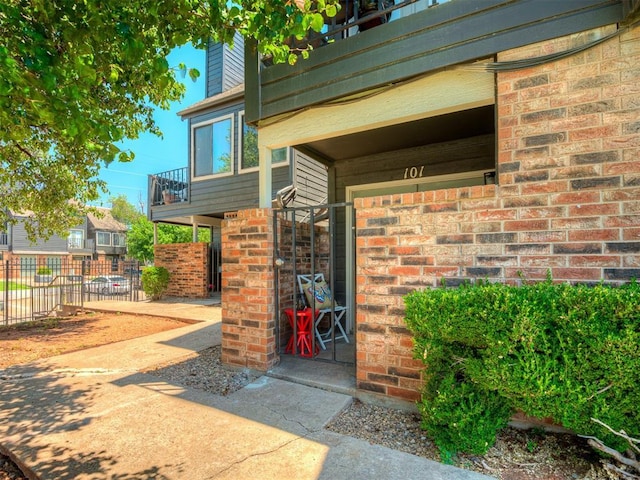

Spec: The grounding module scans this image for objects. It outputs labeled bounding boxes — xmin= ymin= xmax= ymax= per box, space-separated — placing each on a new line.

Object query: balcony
xmin=149 ymin=167 xmax=189 ymax=207
xmin=68 ymin=238 xmax=95 ymax=253
xmin=246 ymin=0 xmax=624 ymax=123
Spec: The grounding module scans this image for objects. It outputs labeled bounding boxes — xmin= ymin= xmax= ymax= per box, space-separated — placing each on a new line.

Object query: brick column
xmin=221 ymin=209 xmax=277 ymax=371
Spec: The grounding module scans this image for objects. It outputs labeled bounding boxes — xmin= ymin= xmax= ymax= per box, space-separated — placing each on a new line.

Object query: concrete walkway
xmin=0 ymin=299 xmax=493 ymax=480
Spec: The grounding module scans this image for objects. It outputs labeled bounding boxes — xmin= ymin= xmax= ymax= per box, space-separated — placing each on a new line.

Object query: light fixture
xmin=484 ymin=171 xmax=496 ymax=185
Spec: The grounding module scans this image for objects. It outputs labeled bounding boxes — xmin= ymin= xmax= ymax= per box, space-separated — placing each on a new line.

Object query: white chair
xmin=297 ymin=273 xmax=349 ymax=350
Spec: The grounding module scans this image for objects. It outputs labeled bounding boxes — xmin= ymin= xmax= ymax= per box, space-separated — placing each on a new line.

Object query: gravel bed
xmin=144 ymin=345 xmax=260 ymax=396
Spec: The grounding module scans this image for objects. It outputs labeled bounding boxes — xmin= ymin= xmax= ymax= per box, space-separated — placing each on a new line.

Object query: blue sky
xmin=95 ymin=45 xmax=206 ymax=213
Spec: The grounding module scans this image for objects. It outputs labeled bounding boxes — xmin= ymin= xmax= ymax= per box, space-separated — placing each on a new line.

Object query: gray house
xmin=147 ymin=36 xmax=329 ymax=296
xmin=0 ymin=208 xmax=126 ymax=275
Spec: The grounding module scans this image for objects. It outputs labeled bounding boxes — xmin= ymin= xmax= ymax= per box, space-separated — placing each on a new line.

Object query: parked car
xmin=84 ymin=276 xmax=130 ymax=295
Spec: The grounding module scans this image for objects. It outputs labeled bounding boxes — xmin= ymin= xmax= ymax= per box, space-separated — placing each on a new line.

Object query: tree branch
xmin=591 ymin=417 xmax=640 ymax=455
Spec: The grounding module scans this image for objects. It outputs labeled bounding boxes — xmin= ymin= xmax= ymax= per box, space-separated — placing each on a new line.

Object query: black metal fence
xmin=1 ymin=259 xmax=142 ymax=326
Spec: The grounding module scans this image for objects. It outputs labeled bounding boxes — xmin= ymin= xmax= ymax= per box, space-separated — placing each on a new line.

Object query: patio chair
xmin=296 ymin=273 xmax=349 ymax=350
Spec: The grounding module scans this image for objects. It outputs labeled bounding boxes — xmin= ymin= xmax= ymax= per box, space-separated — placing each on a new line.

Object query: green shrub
xmin=141 ymin=266 xmax=170 ymax=300
xmin=405 ymin=278 xmax=640 ymax=456
xmin=36 ymin=266 xmax=52 ymax=275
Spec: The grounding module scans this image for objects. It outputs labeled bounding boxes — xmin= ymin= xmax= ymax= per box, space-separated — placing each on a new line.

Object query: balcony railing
xmin=0 ymin=232 xmax=7 ymax=246
xmin=263 ymin=0 xmax=445 ymax=64
xmin=68 ymin=238 xmax=95 ymax=252
xmin=149 ymin=167 xmax=189 ymax=207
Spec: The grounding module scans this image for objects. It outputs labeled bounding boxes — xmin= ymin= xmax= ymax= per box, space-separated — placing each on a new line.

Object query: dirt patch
xmin=0 ymin=311 xmax=189 ymax=369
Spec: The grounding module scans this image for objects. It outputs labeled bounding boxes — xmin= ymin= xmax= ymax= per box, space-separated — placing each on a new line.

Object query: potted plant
xmin=34 ymin=266 xmax=53 ymax=283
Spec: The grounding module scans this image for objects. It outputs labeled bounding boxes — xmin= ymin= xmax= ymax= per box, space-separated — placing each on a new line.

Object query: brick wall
xmin=355 ymin=24 xmax=640 ymax=401
xmin=154 ymin=242 xmax=209 ymax=298
xmin=220 ymin=209 xmax=277 ymax=370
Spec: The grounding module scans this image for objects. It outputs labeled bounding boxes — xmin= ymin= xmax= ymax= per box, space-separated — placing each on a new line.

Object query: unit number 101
xmin=403 ymin=166 xmax=424 ymax=179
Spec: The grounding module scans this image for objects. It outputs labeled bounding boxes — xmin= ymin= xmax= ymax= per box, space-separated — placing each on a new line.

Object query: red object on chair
xmin=284 ymin=308 xmax=319 ymax=358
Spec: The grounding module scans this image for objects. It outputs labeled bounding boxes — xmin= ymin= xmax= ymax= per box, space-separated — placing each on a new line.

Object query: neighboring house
xmin=215 ymin=0 xmax=640 ymax=404
xmin=0 ymin=208 xmax=127 ymax=276
xmin=147 ymin=35 xmax=328 ymax=298
xmin=86 ymin=208 xmax=128 ymax=264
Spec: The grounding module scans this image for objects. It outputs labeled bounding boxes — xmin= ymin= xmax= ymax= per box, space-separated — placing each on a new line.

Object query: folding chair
xmin=297 ymin=273 xmax=349 ymax=350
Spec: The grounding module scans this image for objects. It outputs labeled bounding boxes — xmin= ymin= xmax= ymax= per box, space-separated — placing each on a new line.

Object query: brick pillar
xmin=221 ymin=209 xmax=277 ymax=371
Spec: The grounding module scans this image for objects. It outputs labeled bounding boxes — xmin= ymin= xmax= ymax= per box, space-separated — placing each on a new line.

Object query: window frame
xmin=191 ymin=113 xmax=235 ymax=181
xmin=238 ymin=111 xmax=289 ymax=174
xmin=112 ymin=233 xmax=126 ymax=247
xmin=96 ymin=231 xmax=112 ymax=247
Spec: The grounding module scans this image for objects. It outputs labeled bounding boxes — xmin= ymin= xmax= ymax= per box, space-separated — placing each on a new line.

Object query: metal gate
xmin=1 ymin=259 xmax=142 ymax=326
xmin=273 ymin=202 xmax=355 ymax=364
xmin=208 ymin=243 xmax=222 ymax=294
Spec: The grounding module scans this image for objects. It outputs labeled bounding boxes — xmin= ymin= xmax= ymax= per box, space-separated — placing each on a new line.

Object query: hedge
xmin=404 ymin=278 xmax=640 ymax=457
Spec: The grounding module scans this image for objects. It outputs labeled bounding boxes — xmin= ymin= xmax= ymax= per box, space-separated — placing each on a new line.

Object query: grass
xmin=0 ymin=280 xmax=29 ymax=291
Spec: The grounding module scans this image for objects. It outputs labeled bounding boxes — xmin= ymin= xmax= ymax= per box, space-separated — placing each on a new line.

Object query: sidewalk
xmin=0 ymin=299 xmax=493 ymax=480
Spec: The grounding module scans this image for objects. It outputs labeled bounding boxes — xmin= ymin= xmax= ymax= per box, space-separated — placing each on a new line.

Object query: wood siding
xmin=223 ymin=33 xmax=244 ymax=92
xmin=10 ymin=218 xmax=76 ymax=253
xmin=206 ymin=42 xmax=224 ymax=97
xmin=206 ymin=36 xmax=244 ymax=97
xmin=246 ymin=0 xmax=623 ymax=123
xmin=293 ymin=150 xmax=328 ymax=207
xmin=333 ymin=134 xmax=495 ymax=202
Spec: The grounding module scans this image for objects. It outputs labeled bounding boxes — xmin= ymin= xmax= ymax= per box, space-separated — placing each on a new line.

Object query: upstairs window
xmin=112 ymin=233 xmax=126 ymax=247
xmin=192 ymin=114 xmax=234 ymax=179
xmin=68 ymin=229 xmax=84 ymax=249
xmin=97 ymin=232 xmax=111 ymax=246
xmin=239 ymin=111 xmax=289 ymax=173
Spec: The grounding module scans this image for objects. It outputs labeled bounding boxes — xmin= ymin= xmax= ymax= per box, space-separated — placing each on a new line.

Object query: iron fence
xmin=1 ymin=259 xmax=142 ymax=326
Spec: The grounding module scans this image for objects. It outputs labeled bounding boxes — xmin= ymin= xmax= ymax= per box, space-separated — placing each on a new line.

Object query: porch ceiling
xmin=294 ymin=105 xmax=495 ymax=164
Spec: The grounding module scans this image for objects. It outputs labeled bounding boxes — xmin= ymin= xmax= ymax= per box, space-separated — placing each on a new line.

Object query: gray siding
xmin=333 ymin=134 xmax=495 ymax=203
xmin=328 ymin=134 xmax=495 ymax=300
xmin=222 ymin=33 xmax=244 ymax=91
xmin=150 ymin=100 xmax=303 ymax=221
xmin=206 ymin=35 xmax=245 ymax=97
xmin=293 ymin=150 xmax=328 ymax=206
xmin=11 ymin=218 xmax=71 ymax=253
xmin=246 ymin=0 xmax=623 ymax=122
xmin=206 ymin=42 xmax=224 ymax=97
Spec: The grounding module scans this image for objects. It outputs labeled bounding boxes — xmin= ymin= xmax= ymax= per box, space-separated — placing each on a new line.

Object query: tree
xmin=127 ymin=216 xmax=155 ymax=263
xmin=0 ymin=0 xmax=339 ymax=241
xmin=127 ymin=215 xmax=211 ymax=263
xmin=110 ymin=194 xmax=143 ymax=226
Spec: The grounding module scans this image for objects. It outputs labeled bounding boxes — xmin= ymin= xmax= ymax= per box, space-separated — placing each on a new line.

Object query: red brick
xmin=569 ymin=256 xmax=621 ymax=267
xmin=504 ymin=219 xmax=550 ymax=231
xmin=569 ymin=203 xmax=620 ymax=216
xmin=558 ymin=267 xmax=606 ymax=280
xmin=569 ymin=229 xmax=620 ymax=241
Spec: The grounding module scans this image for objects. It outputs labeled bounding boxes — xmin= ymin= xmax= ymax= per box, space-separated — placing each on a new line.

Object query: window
xmin=192 ymin=114 xmax=234 ymax=179
xmin=68 ymin=230 xmax=84 ymax=249
xmin=97 ymin=232 xmax=111 ymax=246
xmin=239 ymin=111 xmax=289 ymax=173
xmin=112 ymin=233 xmax=126 ymax=247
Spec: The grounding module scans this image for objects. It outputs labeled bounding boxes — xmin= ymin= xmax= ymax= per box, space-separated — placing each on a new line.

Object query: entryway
xmin=273 ymin=202 xmax=355 ymax=366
